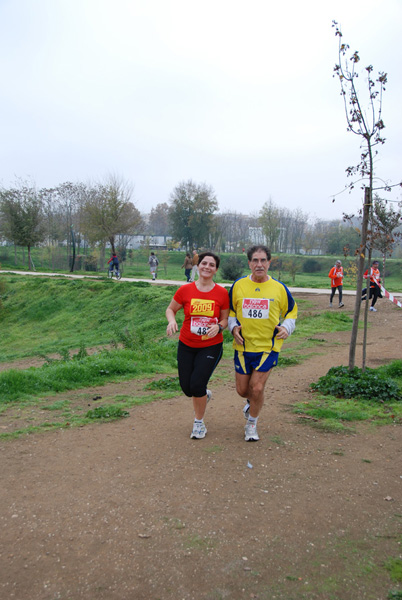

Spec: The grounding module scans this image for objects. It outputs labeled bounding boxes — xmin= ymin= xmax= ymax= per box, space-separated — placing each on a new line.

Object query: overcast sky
xmin=0 ymin=0 xmax=401 ymax=221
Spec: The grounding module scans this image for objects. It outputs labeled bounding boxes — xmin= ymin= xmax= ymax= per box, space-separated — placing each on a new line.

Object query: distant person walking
xmin=148 ymin=252 xmax=159 ymax=281
xmin=182 ymin=253 xmax=193 ymax=282
xmin=362 ymin=260 xmax=382 ymax=312
xmin=190 ymin=250 xmax=199 ymax=282
xmin=328 ymin=260 xmax=344 ymax=308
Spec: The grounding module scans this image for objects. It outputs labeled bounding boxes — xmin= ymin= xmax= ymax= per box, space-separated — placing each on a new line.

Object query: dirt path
xmin=1 ymin=294 xmax=401 ymax=600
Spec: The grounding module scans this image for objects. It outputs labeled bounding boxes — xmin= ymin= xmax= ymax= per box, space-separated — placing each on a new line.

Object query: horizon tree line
xmin=0 ymin=176 xmax=401 ymax=271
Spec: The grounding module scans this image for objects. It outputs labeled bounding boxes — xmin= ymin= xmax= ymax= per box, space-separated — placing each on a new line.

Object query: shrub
xmin=84 ymin=255 xmax=98 ymax=271
xmin=86 ymin=405 xmax=129 ymax=420
xmin=311 ymin=365 xmax=401 ymax=402
xmin=302 ymin=258 xmax=321 ymax=273
xmin=221 ymin=256 xmax=245 ymax=280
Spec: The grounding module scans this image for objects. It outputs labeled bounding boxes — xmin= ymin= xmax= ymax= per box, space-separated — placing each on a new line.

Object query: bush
xmin=302 ymin=258 xmax=321 ymax=273
xmin=221 ymin=256 xmax=245 ymax=280
xmin=84 ymin=255 xmax=98 ymax=271
xmin=311 ymin=365 xmax=401 ymax=402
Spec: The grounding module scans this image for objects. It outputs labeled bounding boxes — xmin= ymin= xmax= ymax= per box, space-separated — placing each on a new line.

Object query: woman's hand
xmin=166 ymin=321 xmax=178 ymax=336
xmin=207 ymin=323 xmax=222 ymax=338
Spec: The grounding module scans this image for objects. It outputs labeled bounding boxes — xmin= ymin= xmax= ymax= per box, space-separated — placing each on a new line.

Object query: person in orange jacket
xmin=328 ymin=260 xmax=344 ymax=308
xmin=361 ymin=260 xmax=382 ymax=312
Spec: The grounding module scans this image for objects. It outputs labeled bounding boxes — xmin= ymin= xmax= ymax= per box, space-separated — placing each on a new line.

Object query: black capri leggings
xmin=177 ymin=340 xmax=223 ymax=398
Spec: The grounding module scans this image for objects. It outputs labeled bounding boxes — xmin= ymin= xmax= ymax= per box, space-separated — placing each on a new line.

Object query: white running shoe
xmin=206 ymin=389 xmax=212 ymax=403
xmin=243 ymin=401 xmax=250 ymax=420
xmin=245 ymin=421 xmax=259 ymax=442
xmin=190 ymin=422 xmax=207 ymax=439
xmin=369 ymin=307 xmax=377 ymax=312
xmin=339 ymin=302 xmax=344 ymax=308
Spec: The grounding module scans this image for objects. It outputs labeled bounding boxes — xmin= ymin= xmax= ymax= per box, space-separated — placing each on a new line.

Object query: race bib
xmin=190 ymin=298 xmax=215 ymax=316
xmin=242 ymin=298 xmax=269 ymax=319
xmin=191 ymin=316 xmax=218 ymax=337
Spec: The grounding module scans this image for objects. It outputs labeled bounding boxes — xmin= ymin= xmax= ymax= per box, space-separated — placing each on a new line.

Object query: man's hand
xmin=232 ymin=325 xmax=244 ymax=345
xmin=275 ymin=325 xmax=288 ymax=340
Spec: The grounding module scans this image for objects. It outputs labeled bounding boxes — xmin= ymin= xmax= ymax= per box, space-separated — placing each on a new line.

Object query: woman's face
xmin=198 ymin=255 xmax=218 ymax=278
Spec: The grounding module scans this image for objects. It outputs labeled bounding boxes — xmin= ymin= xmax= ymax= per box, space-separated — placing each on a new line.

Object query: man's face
xmin=249 ymin=250 xmax=270 ymax=281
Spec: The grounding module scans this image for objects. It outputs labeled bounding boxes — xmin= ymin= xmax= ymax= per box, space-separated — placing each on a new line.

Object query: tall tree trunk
xmin=348 ymin=187 xmax=371 ymax=370
xmin=362 ymin=246 xmax=372 ymax=371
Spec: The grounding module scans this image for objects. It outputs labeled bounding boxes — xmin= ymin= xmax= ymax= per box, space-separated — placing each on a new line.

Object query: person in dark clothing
xmin=107 ymin=253 xmax=120 ymax=277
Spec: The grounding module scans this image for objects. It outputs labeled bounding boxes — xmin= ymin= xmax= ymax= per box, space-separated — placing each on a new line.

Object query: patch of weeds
xmin=362 ymin=458 xmax=372 ymax=463
xmin=332 ymin=449 xmax=344 ymax=456
xmin=380 ymin=360 xmax=402 ymax=378
xmin=185 ymin=534 xmax=216 ymax=552
xmin=294 ymin=393 xmax=402 ymax=430
xmin=309 ymin=420 xmax=356 ymax=434
xmin=204 ymin=445 xmax=224 ymax=454
xmin=145 ymin=376 xmax=181 ymax=391
xmin=75 ymin=342 xmax=88 ymax=360
xmin=86 ymin=405 xmax=129 ymax=420
xmin=269 ymin=434 xmax=285 ymax=445
xmin=58 ymin=347 xmax=71 ymax=361
xmin=278 ymin=355 xmax=301 ymax=367
xmin=311 ymin=364 xmax=401 ymax=402
xmin=43 ymin=400 xmax=70 ymax=411
xmin=385 ymin=558 xmax=402 ymax=582
xmin=388 ymin=591 xmax=402 ymax=599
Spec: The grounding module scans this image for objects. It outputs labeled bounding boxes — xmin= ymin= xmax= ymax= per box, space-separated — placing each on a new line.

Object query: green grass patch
xmin=0 ymin=276 xmax=181 ymax=362
xmin=295 ymin=361 xmax=402 ymax=430
xmin=385 ymin=558 xmax=402 ymax=583
xmin=145 ymin=376 xmax=181 ymax=391
xmin=43 ymin=400 xmax=70 ymax=411
xmin=86 ymin=405 xmax=129 ymax=420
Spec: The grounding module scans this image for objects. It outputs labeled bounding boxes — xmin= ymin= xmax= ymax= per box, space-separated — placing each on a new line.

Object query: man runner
xmin=228 ymin=245 xmax=298 ymax=441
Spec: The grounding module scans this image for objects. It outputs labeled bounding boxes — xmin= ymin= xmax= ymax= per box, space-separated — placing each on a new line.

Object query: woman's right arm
xmin=166 ymin=299 xmax=182 ymax=336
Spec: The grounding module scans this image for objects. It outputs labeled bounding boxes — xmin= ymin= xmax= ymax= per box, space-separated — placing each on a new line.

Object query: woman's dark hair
xmin=198 ymin=251 xmax=220 ymax=268
xmin=246 ymin=245 xmax=271 ymax=261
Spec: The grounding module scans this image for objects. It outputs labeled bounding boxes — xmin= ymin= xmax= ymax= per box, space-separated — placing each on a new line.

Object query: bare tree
xmin=259 ymin=199 xmax=280 ymax=251
xmin=81 ymin=175 xmax=143 ymax=262
xmin=148 ymin=202 xmax=171 ymax=239
xmin=332 ymin=21 xmax=400 ymax=370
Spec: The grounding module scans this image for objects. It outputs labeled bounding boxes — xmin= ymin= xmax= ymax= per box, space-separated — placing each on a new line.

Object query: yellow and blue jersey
xmin=229 ymin=275 xmax=297 ymax=353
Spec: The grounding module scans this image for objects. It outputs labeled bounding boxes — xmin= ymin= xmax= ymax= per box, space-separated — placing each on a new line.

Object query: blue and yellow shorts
xmin=234 ymin=350 xmax=279 ymax=375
